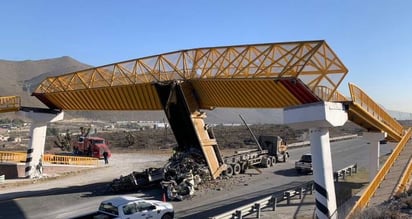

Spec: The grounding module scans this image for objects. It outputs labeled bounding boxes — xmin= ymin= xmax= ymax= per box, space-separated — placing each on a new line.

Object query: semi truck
xmin=222 ymin=135 xmax=289 ymax=176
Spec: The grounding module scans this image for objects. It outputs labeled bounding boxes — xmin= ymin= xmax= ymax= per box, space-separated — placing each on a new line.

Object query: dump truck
xmin=108 ymin=81 xmax=289 ymax=199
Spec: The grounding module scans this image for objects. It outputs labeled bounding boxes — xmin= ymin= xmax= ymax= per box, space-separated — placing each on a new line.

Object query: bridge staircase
xmin=339 ymin=82 xmax=412 ymax=218
xmin=368 ymin=139 xmax=412 ymax=206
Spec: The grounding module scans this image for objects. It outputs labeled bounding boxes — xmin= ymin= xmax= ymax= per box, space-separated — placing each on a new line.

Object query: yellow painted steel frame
xmin=347 ymin=128 xmax=412 ymax=218
xmin=0 ymin=151 xmax=99 ymax=166
xmin=395 ymin=153 xmax=412 ymax=196
xmin=191 ymin=112 xmax=226 ymax=179
xmin=43 ymin=154 xmax=98 ymax=166
xmin=349 ymin=83 xmax=404 ymax=141
xmin=0 ymin=151 xmax=26 ymax=163
xmin=314 ymin=86 xmax=348 ymax=101
xmin=0 ymin=96 xmax=21 ymax=113
xmin=34 ymin=40 xmax=347 ymax=102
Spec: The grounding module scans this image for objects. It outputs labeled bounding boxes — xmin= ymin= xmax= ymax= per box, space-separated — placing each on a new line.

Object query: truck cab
xmin=258 ymin=135 xmax=289 ymax=162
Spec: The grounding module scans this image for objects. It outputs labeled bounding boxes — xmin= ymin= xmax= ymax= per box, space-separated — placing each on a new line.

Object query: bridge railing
xmin=349 ymin=83 xmax=404 ymax=138
xmin=346 ymin=128 xmax=412 ymax=218
xmin=315 ymin=86 xmax=348 ymax=102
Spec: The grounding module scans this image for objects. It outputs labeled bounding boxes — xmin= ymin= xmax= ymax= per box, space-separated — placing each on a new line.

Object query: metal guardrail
xmin=287 ymin=134 xmax=358 ymax=148
xmin=334 ymin=163 xmax=357 ymax=182
xmin=43 ymin=154 xmax=98 ymax=166
xmin=0 ymin=151 xmax=26 ymax=162
xmin=346 ymin=128 xmax=412 ymax=218
xmin=0 ymin=151 xmax=98 ymax=166
xmin=209 ymin=181 xmax=314 ymax=219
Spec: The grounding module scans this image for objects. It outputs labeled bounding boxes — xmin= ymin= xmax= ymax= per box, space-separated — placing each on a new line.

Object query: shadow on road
xmin=273 ymin=168 xmax=312 ymax=177
xmin=176 ymin=181 xmax=311 ymax=218
xmin=0 ymin=180 xmax=166 ymax=218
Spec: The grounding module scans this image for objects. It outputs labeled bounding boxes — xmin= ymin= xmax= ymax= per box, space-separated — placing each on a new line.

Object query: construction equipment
xmin=75 ymin=136 xmax=111 ymax=159
xmin=54 ymin=127 xmax=111 ymax=159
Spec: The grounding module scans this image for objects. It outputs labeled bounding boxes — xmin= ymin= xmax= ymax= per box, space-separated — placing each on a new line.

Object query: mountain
xmin=0 ymin=56 xmax=91 ymax=107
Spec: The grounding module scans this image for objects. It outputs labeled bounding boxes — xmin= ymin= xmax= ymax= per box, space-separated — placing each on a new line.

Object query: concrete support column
xmin=363 ymin=132 xmax=387 ymax=182
xmin=310 ymin=127 xmax=337 ymax=218
xmin=284 ymin=102 xmax=348 ymax=219
xmin=16 ymin=109 xmax=64 ymax=178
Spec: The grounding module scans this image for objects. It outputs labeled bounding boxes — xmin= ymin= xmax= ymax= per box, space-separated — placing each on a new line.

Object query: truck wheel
xmin=224 ymin=165 xmax=233 ymax=177
xmin=283 ymin=154 xmax=287 ymax=162
xmin=240 ymin=162 xmax=248 ymax=174
xmin=263 ymin=157 xmax=272 ymax=168
xmin=233 ymin=163 xmax=241 ymax=175
xmin=271 ymin=157 xmax=277 ymax=166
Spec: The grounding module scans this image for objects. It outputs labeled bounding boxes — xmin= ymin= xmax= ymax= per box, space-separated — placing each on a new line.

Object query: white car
xmin=97 ymin=196 xmax=174 ymax=219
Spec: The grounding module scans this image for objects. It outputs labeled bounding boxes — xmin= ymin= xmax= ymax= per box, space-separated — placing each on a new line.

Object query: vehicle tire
xmin=224 ymin=164 xmax=233 ymax=177
xmin=271 ymin=157 xmax=277 ymax=166
xmin=283 ymin=154 xmax=287 ymax=162
xmin=161 ymin=213 xmax=173 ymax=219
xmin=263 ymin=157 xmax=272 ymax=168
xmin=240 ymin=162 xmax=248 ymax=174
xmin=233 ymin=163 xmax=241 ymax=175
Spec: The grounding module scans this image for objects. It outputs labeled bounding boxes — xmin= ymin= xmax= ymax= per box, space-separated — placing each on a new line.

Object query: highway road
xmin=0 ymin=137 xmax=394 ymax=219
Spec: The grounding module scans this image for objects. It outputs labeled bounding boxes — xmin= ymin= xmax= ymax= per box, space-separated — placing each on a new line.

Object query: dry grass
xmin=335 ymin=167 xmax=370 ymax=207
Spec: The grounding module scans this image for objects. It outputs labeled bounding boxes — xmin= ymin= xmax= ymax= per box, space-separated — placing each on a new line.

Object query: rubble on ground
xmin=108 ymin=148 xmax=213 ymax=200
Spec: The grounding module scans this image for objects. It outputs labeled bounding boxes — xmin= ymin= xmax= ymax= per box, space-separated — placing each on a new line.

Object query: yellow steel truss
xmin=34 ymin=40 xmax=347 ymax=101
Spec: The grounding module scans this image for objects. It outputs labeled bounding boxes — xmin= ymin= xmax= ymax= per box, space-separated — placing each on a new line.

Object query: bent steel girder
xmin=34 ymin=40 xmax=347 ymax=103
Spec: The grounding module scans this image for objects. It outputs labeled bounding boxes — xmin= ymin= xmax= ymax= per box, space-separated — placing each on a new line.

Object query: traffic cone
xmin=162 ymin=192 xmax=167 ymax=202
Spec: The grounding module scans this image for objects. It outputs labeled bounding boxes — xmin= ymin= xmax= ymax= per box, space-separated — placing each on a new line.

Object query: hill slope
xmin=0 ymin=56 xmax=91 ymax=107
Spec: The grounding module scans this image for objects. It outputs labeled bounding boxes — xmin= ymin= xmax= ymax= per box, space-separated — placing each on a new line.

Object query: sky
xmin=1 ymin=0 xmax=412 ymax=113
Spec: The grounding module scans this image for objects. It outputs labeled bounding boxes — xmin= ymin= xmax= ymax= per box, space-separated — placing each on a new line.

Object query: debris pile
xmin=109 ymin=167 xmax=164 ymax=192
xmin=108 ymin=148 xmax=213 ymax=200
xmin=161 ymin=148 xmax=210 ymax=201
